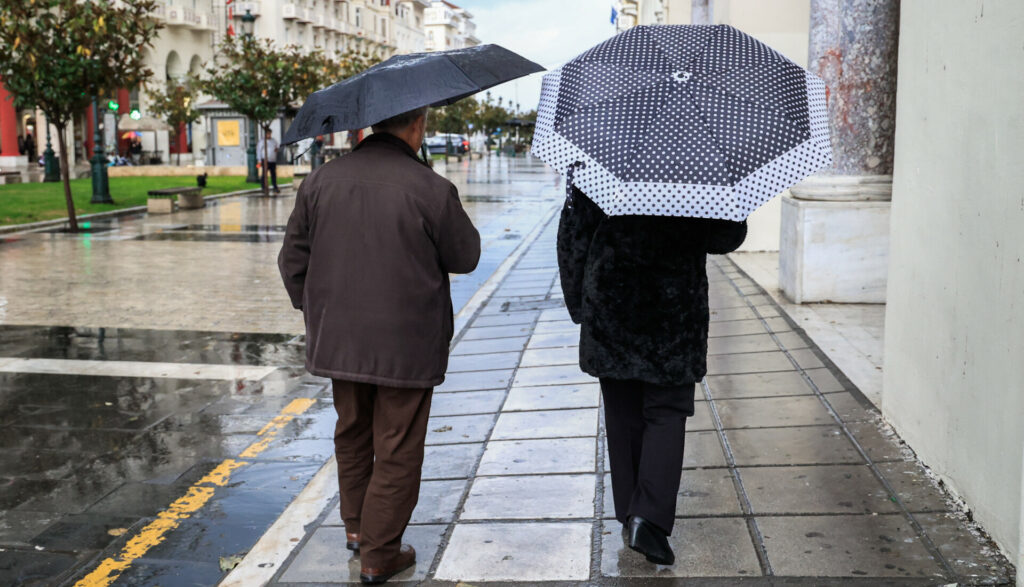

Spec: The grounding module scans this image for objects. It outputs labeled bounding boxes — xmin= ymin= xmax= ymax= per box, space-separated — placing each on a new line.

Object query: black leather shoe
xmin=628 ymin=515 xmax=674 ymax=565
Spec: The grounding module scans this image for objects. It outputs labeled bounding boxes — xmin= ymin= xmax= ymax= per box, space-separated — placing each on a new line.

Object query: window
xmin=355 ymin=7 xmax=361 ymax=27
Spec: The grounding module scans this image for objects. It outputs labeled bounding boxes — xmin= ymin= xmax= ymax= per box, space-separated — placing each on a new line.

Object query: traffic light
xmin=107 ymin=100 xmax=119 ymax=112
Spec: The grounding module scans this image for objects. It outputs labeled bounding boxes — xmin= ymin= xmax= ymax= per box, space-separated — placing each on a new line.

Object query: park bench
xmin=0 ymin=171 xmax=22 ymax=184
xmin=146 ymin=186 xmax=203 ymax=214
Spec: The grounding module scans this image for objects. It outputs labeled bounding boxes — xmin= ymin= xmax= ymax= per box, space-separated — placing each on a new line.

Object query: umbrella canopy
xmin=121 ymin=131 xmax=142 ymax=139
xmin=118 ymin=114 xmax=172 ymax=132
xmin=283 ymin=45 xmax=544 ymax=145
xmin=532 ymin=25 xmax=832 ymax=221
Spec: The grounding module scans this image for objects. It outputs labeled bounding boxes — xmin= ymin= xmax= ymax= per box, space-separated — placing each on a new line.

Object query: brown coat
xmin=278 ymin=132 xmax=480 ymax=387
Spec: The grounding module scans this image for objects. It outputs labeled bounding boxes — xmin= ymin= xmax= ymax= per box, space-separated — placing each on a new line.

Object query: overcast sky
xmin=455 ymin=0 xmax=617 ymax=113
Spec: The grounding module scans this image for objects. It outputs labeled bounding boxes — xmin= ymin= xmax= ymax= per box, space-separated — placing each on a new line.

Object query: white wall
xmin=882 ymin=0 xmax=1024 ymax=563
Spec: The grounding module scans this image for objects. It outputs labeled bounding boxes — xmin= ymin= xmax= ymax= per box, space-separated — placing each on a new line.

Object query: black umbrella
xmin=283 ymin=45 xmax=544 ymax=145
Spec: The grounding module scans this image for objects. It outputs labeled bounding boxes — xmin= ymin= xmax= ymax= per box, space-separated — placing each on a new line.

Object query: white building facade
xmin=424 ymin=1 xmax=479 ymax=52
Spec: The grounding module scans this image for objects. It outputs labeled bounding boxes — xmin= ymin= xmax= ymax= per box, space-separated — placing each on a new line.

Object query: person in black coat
xmin=557 ymin=186 xmax=746 ymax=565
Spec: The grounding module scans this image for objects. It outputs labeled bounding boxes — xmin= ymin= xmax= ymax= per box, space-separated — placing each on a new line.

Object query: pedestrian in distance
xmin=557 ymin=186 xmax=746 ymax=565
xmin=257 ymin=128 xmax=280 ymax=194
xmin=278 ymin=107 xmax=481 ymax=584
xmin=23 ymin=132 xmax=34 ymax=163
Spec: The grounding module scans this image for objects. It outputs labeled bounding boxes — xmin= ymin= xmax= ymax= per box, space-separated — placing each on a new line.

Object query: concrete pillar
xmin=1019 ymin=445 xmax=1024 ymax=587
xmin=0 ymin=79 xmax=23 ymax=168
xmin=780 ymin=0 xmax=900 ymax=303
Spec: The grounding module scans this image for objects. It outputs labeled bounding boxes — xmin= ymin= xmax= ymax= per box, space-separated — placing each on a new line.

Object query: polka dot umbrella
xmin=531 ymin=25 xmax=832 ymax=221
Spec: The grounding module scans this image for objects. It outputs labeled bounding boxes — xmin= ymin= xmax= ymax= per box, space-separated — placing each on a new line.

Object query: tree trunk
xmin=55 ymin=124 xmax=79 ymax=233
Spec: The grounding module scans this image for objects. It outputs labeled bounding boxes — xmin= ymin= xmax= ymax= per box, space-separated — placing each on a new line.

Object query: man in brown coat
xmin=278 ymin=106 xmax=480 ymax=583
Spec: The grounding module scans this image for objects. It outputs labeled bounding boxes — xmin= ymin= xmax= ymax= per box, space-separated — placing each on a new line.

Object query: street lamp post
xmin=241 ymin=9 xmax=260 ymax=184
xmin=90 ymin=97 xmax=113 ymax=203
xmin=43 ymin=124 xmax=60 ymax=182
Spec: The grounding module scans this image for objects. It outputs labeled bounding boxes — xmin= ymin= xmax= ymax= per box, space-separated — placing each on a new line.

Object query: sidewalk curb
xmin=219 ymin=203 xmax=561 ymax=587
xmin=220 ymin=457 xmax=339 ymax=587
xmin=0 ymin=183 xmax=293 ymax=236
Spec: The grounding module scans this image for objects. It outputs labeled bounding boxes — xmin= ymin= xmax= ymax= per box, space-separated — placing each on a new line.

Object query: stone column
xmin=0 ymin=79 xmax=22 ymax=168
xmin=780 ymin=0 xmax=900 ymax=303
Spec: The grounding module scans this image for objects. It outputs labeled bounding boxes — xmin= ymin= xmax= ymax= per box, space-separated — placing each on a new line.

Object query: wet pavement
xmin=0 ymin=155 xmax=561 ymax=586
xmin=257 ymin=213 xmax=1015 ymax=585
xmin=1 ymin=153 xmax=1015 ymax=585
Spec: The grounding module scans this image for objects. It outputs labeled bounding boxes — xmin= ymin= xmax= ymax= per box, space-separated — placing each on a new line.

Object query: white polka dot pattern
xmin=531 ymin=25 xmax=833 ymax=221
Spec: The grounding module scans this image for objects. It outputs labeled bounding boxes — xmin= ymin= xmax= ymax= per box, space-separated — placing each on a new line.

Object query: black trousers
xmin=261 ymin=160 xmax=278 ymax=190
xmin=601 ymin=377 xmax=695 ymax=535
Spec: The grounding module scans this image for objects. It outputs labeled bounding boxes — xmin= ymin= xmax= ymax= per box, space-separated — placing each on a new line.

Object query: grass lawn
xmin=0 ymin=175 xmax=261 ymax=227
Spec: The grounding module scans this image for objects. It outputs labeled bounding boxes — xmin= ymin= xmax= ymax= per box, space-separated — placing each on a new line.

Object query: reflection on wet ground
xmin=0 ymin=155 xmax=561 ymax=585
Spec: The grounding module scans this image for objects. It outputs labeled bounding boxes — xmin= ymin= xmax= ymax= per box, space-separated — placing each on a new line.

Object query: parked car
xmin=425 ymin=134 xmax=470 ymax=155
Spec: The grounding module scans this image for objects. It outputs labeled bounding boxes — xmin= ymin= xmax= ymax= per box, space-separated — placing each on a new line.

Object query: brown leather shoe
xmin=360 ymin=544 xmax=415 ymax=584
xmin=346 ymin=532 xmax=360 ymax=552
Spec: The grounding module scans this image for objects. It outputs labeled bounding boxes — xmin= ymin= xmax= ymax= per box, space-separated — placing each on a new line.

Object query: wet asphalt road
xmin=0 ymin=155 xmax=561 ymax=586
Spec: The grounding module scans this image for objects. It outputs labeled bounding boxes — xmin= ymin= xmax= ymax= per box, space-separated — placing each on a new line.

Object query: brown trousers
xmin=331 ymin=379 xmax=432 ymax=568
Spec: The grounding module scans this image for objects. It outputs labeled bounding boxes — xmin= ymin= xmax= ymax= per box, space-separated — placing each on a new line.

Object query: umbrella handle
xmin=565 ymin=161 xmax=586 ymax=208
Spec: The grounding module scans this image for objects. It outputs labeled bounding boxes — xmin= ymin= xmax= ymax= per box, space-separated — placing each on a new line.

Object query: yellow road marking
xmin=75 ymin=398 xmax=319 ymax=587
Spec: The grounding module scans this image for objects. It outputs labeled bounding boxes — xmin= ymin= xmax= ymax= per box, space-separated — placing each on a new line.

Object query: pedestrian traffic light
xmin=130 ymin=109 xmax=142 ymax=120
xmin=107 ymin=100 xmax=119 ymax=112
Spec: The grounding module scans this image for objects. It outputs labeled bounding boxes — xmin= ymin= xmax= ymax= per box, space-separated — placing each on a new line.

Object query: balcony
xmin=165 ymin=5 xmax=200 ymax=27
xmin=297 ymin=7 xmax=312 ymax=23
xmin=282 ymin=3 xmax=297 ymax=19
xmin=312 ymin=13 xmax=326 ymax=28
xmin=233 ymin=1 xmax=261 ymax=18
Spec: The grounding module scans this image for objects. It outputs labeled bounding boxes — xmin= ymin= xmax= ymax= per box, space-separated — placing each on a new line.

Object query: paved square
xmin=502 ymin=383 xmax=600 ymax=411
xmin=434 ymin=522 xmax=592 ymax=582
xmin=491 ymin=408 xmax=599 ymax=440
xmin=461 ymin=474 xmax=595 ymax=519
xmin=601 ymin=518 xmax=761 ymax=577
xmin=478 ymin=437 xmax=596 ymax=475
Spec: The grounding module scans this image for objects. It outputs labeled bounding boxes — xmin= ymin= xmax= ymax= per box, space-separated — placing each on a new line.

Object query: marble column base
xmin=779 ymin=194 xmax=891 ymax=304
xmin=0 ymin=155 xmax=28 ymax=169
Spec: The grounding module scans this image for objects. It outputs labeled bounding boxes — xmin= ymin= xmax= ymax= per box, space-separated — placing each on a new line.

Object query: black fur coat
xmin=557 ymin=188 xmax=747 ymax=386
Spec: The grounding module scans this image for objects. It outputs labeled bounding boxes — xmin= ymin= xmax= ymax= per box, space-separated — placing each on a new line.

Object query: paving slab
xmin=435 ymin=369 xmax=513 ymax=393
xmin=278 ymin=525 xmax=446 ymax=583
xmin=715 ymin=396 xmax=836 ymax=429
xmin=525 ymin=331 xmax=580 ymax=349
xmin=707 ymin=351 xmax=796 ymax=375
xmin=450 ymin=336 xmax=529 ymax=356
xmin=434 ymin=522 xmax=592 ymax=582
xmin=914 ymin=512 xmax=1016 ymax=585
xmin=422 ymin=443 xmax=484 ymax=480
xmin=460 ymin=324 xmax=535 ymax=340
xmin=758 ymin=514 xmax=945 ymax=578
xmin=533 ymin=320 xmax=580 ymax=335
xmin=519 ymin=345 xmax=579 ymax=367
xmin=708 ymin=333 xmax=782 ymax=355
xmin=462 ymin=474 xmax=595 ymax=519
xmin=512 ymin=364 xmax=597 ymax=387
xmin=502 ymin=383 xmax=600 ymax=411
xmin=425 ymin=414 xmax=494 ymax=445
xmin=726 ymin=426 xmax=863 ymax=466
xmin=478 ymin=437 xmax=596 ymax=476
xmin=875 ymin=461 xmax=954 ymax=513
xmin=430 ymin=389 xmax=506 ymax=417
xmin=705 ymin=370 xmax=815 ymax=398
xmin=491 ymin=408 xmax=599 ymax=440
xmin=603 ymin=468 xmax=742 ymax=519
xmin=600 ymin=518 xmax=761 ymax=577
xmin=741 ymin=465 xmax=900 ymax=515
xmin=446 ymin=351 xmax=522 ymax=373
